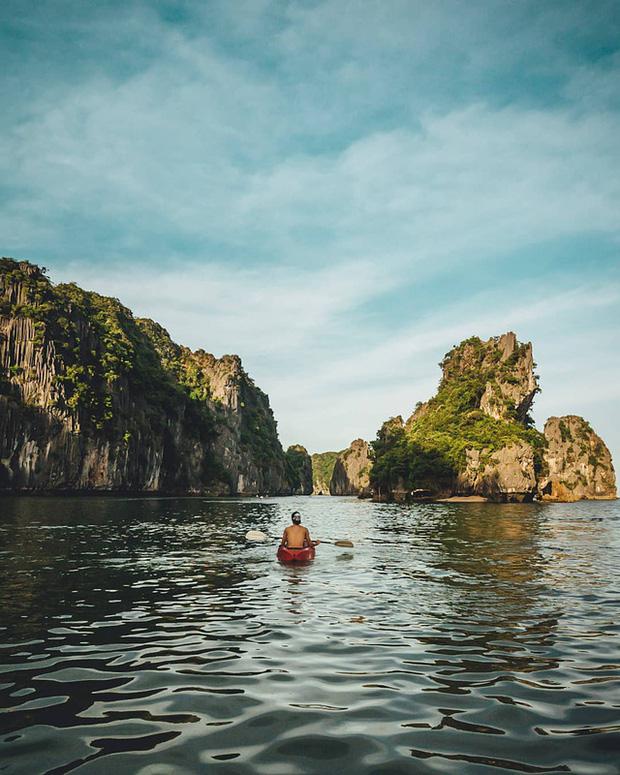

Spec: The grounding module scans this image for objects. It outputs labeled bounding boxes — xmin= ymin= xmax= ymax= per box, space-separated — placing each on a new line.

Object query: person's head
xmin=291 ymin=511 xmax=302 ymax=524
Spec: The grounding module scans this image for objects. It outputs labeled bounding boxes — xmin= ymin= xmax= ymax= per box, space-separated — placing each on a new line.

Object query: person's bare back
xmin=282 ymin=524 xmax=310 ymax=548
xmin=281 ymin=511 xmax=320 ymax=549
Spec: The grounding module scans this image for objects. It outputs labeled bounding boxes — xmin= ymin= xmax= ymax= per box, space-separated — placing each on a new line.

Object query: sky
xmin=2 ymin=0 xmax=619 ymax=463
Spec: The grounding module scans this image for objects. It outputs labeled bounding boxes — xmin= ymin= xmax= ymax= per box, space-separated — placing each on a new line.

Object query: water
xmin=1 ymin=496 xmax=619 ymax=774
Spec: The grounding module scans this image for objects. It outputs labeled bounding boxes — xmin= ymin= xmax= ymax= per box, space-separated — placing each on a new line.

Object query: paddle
xmin=245 ymin=530 xmax=271 ymax=542
xmin=245 ymin=530 xmax=354 ymax=548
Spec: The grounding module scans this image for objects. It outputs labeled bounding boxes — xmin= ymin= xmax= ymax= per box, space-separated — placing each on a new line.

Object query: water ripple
xmin=1 ymin=496 xmax=619 ymax=773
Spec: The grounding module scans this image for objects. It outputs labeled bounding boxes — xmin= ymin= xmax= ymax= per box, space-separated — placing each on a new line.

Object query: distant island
xmin=312 ymin=441 xmax=372 ymax=497
xmin=0 ymin=258 xmax=313 ymax=495
xmin=1 ymin=258 xmax=615 ymax=502
xmin=317 ymin=333 xmax=616 ymax=503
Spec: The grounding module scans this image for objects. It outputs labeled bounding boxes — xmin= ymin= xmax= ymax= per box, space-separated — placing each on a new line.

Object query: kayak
xmin=277 ymin=545 xmax=315 ymax=562
xmin=277 ymin=545 xmax=316 ymax=563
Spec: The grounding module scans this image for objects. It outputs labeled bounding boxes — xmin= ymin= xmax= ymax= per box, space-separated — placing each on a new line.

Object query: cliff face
xmin=311 ymin=450 xmax=341 ymax=494
xmin=457 ymin=442 xmax=536 ymax=502
xmin=538 ymin=416 xmax=616 ymax=502
xmin=437 ymin=332 xmax=539 ymax=424
xmin=478 ymin=333 xmax=538 ymax=423
xmin=329 ymin=439 xmax=372 ymax=496
xmin=0 ymin=258 xmax=292 ymax=495
xmin=285 ymin=444 xmax=313 ymax=495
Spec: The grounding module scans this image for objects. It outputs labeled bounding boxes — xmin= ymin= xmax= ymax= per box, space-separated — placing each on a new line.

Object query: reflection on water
xmin=1 ymin=496 xmax=619 ymax=774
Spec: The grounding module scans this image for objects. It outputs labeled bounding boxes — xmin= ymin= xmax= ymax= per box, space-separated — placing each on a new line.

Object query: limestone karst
xmin=285 ymin=444 xmax=313 ymax=495
xmin=538 ymin=416 xmax=616 ymax=501
xmin=329 ymin=439 xmax=372 ymax=497
xmin=369 ymin=333 xmax=616 ymax=503
xmin=311 ymin=450 xmax=341 ymax=494
xmin=1 ymin=263 xmax=615 ymax=504
xmin=0 ymin=258 xmax=295 ymax=494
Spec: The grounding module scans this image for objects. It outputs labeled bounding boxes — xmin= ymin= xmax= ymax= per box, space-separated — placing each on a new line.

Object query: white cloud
xmin=238 ymin=105 xmax=620 ymax=266
xmin=53 ymin=257 xmax=397 ymax=358
xmin=4 ymin=89 xmax=619 ymax=273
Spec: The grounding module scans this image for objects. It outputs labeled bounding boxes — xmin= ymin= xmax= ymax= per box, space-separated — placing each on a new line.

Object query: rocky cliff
xmin=457 ymin=441 xmax=537 ymax=502
xmin=285 ymin=444 xmax=313 ymax=495
xmin=371 ymin=332 xmax=615 ymax=503
xmin=311 ymin=450 xmax=341 ymax=494
xmin=538 ymin=416 xmax=616 ymax=501
xmin=0 ymin=258 xmax=293 ymax=494
xmin=329 ymin=438 xmax=372 ymax=496
xmin=372 ymin=333 xmax=543 ymax=502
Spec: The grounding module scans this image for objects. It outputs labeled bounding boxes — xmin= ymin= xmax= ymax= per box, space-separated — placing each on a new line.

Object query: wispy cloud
xmin=4 ymin=96 xmax=619 ymax=265
xmin=54 ymin=258 xmax=398 ymax=358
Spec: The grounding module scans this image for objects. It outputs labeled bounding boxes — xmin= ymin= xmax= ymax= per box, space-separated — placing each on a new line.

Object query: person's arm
xmin=305 ymin=528 xmax=320 ymax=546
xmin=281 ymin=527 xmax=288 ymax=546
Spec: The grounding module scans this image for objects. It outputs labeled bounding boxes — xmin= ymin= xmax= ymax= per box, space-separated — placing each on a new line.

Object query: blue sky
xmin=2 ymin=0 xmax=619 ymax=463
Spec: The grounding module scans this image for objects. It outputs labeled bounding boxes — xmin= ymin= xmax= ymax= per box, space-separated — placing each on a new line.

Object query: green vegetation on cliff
xmin=239 ymin=393 xmax=284 ymax=468
xmin=136 ymin=319 xmax=214 ymax=404
xmin=311 ymin=450 xmax=342 ymax=492
xmin=135 ymin=318 xmax=285 ymax=475
xmin=285 ymin=445 xmax=312 ymax=494
xmin=0 ymin=259 xmax=212 ymax=435
xmin=371 ymin=336 xmax=546 ymax=495
xmin=0 ymin=257 xmax=292 ymax=494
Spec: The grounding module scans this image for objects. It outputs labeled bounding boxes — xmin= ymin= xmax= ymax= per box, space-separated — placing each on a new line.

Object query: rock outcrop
xmin=311 ymin=450 xmax=341 ymax=494
xmin=538 ymin=416 xmax=616 ymax=501
xmin=329 ymin=438 xmax=372 ymax=496
xmin=457 ymin=441 xmax=536 ymax=503
xmin=372 ymin=334 xmax=533 ymax=502
xmin=0 ymin=258 xmax=294 ymax=495
xmin=285 ymin=444 xmax=313 ymax=495
xmin=478 ymin=333 xmax=538 ymax=423
xmin=437 ymin=332 xmax=539 ymax=425
xmin=371 ymin=332 xmax=615 ymax=503
xmin=374 ymin=334 xmax=543 ymax=502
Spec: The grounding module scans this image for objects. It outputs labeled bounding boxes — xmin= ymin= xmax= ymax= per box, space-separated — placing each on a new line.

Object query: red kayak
xmin=277 ymin=545 xmax=316 ymax=563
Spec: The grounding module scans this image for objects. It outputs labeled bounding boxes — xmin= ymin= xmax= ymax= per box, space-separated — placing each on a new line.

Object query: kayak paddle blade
xmin=245 ymin=530 xmax=269 ymax=542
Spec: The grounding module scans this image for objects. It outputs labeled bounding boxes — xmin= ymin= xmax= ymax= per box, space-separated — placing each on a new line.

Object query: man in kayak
xmin=281 ymin=511 xmax=320 ymax=549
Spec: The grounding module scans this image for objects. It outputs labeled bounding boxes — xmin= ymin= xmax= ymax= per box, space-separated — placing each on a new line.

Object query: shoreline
xmin=436 ymin=495 xmax=489 ymax=502
xmin=0 ymin=491 xmax=616 ymax=503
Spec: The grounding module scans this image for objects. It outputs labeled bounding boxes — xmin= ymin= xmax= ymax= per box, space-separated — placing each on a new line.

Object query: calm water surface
xmin=1 ymin=496 xmax=619 ymax=774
